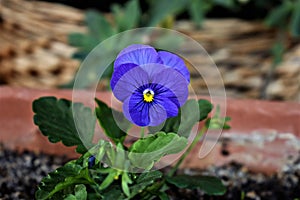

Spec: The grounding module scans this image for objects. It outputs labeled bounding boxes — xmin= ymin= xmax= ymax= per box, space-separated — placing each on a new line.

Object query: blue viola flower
xmin=111 ymin=44 xmax=190 ymax=127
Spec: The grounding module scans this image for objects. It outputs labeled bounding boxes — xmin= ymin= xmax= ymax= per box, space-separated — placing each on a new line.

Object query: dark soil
xmin=169 ymin=161 xmax=300 ymax=200
xmin=0 ymin=145 xmax=70 ymax=200
xmin=1 ymin=144 xmax=300 ymax=200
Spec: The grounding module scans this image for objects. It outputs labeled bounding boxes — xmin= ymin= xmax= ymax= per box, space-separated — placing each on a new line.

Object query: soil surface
xmin=0 ymin=145 xmax=70 ymax=200
xmin=1 ymin=145 xmax=299 ymax=200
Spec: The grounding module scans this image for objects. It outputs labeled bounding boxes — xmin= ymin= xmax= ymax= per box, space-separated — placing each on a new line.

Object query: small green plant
xmin=147 ymin=0 xmax=300 ymax=34
xmin=146 ymin=0 xmax=238 ymax=28
xmin=261 ymin=0 xmax=300 ymax=98
xmin=34 ymin=44 xmax=230 ymax=199
xmin=69 ymin=0 xmax=141 ymax=61
xmin=265 ymin=0 xmax=300 ymax=37
xmin=64 ymin=0 xmax=141 ymax=88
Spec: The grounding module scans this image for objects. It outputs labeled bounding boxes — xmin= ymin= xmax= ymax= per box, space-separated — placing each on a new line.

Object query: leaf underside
xmin=129 ymin=132 xmax=188 ymax=169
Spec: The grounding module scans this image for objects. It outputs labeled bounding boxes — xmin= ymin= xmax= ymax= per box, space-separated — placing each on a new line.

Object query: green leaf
xmin=71 ymin=51 xmax=89 ymax=61
xmin=99 ymin=169 xmax=118 ymax=190
xmin=75 ymin=184 xmax=87 ymax=200
xmin=158 ymin=192 xmax=170 ymax=200
xmin=291 ymin=0 xmax=300 ymax=37
xmin=102 ymin=185 xmax=126 ymax=200
xmin=112 ymin=0 xmax=141 ymax=31
xmin=129 ymin=132 xmax=188 ymax=169
xmin=48 ymin=168 xmax=93 ymax=199
xmin=63 ymin=185 xmax=87 ymax=200
xmin=188 ymin=0 xmax=205 ymax=28
xmin=107 ymin=143 xmax=128 ymax=169
xmin=36 ymin=161 xmax=82 ymax=200
xmin=171 ymin=99 xmax=199 ymax=137
xmin=68 ymin=33 xmax=99 ymax=51
xmin=85 ymin=10 xmax=115 ymax=41
xmin=136 ymin=170 xmax=163 ymax=184
xmin=121 ymin=172 xmax=132 ymax=197
xmin=95 ymin=98 xmax=130 ymax=144
xmin=151 ymin=34 xmax=184 ymax=52
xmin=122 ymin=0 xmax=141 ymax=29
xmin=148 ymin=0 xmax=187 ymax=26
xmin=33 ymin=97 xmax=96 ymax=154
xmin=166 ymin=175 xmax=226 ymax=195
xmin=198 ymin=99 xmax=213 ymax=121
xmin=265 ymin=2 xmax=292 ymax=28
xmin=64 ymin=195 xmax=76 ymax=200
xmin=149 ymin=99 xmax=213 ymax=137
xmin=130 ymin=171 xmax=163 ymax=198
xmin=205 ymin=105 xmax=231 ymax=130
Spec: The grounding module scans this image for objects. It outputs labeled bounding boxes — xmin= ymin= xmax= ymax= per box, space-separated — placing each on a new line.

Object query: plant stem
xmin=140 ymin=127 xmax=145 ymax=138
xmin=167 ymin=126 xmax=207 ymax=177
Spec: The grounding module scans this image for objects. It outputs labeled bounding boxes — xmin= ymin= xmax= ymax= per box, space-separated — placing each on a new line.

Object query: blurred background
xmin=0 ymin=0 xmax=299 ymax=101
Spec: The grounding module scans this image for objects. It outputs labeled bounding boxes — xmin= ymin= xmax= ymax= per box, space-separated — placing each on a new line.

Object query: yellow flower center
xmin=143 ymin=89 xmax=154 ymax=103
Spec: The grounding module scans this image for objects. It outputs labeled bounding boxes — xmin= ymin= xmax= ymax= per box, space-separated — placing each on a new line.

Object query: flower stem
xmin=140 ymin=127 xmax=145 ymax=138
xmin=167 ymin=126 xmax=207 ymax=177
